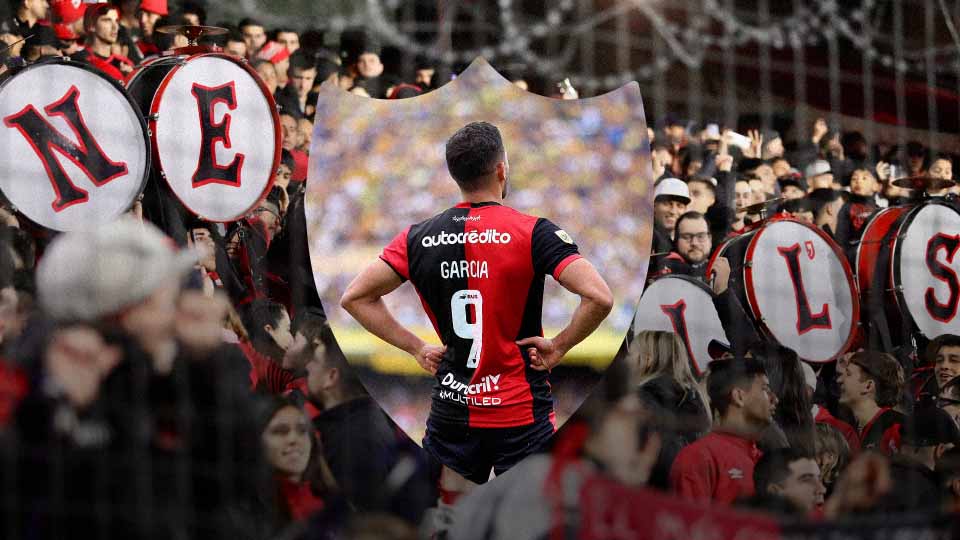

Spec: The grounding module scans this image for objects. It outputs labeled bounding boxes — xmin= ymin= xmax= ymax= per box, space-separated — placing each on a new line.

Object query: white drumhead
xmin=896 ymin=202 xmax=960 ymax=338
xmin=153 ymin=54 xmax=278 ymax=222
xmin=631 ymin=275 xmax=727 ymax=375
xmin=748 ymin=220 xmax=856 ymax=362
xmin=0 ymin=62 xmax=148 ymax=231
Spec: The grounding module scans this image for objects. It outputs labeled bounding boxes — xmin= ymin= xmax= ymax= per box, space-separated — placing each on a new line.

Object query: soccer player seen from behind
xmin=340 ymin=121 xmax=614 ymax=492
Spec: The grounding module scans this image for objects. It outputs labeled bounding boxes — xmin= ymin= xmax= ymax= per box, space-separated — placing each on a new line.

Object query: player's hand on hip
xmin=415 ymin=344 xmax=446 ymax=375
xmin=516 ymin=336 xmax=562 ymax=371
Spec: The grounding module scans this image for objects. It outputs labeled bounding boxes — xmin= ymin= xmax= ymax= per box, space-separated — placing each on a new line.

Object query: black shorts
xmin=422 ymin=416 xmax=555 ymax=484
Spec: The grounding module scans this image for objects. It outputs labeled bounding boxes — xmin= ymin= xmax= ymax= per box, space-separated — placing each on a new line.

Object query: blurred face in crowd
xmin=415 ymin=68 xmax=434 ymax=88
xmin=772 ymin=158 xmax=791 ymax=179
xmin=676 ymin=216 xmax=711 ymax=265
xmin=289 ymin=66 xmax=317 ymax=99
xmin=262 ymin=406 xmax=311 ymax=481
xmin=305 ymin=338 xmax=332 ymax=405
xmin=255 ymin=61 xmax=278 ymax=95
xmin=742 ymin=374 xmax=777 ymax=427
xmin=763 ymin=137 xmax=784 ymax=160
xmin=664 ymin=124 xmax=685 ymax=145
xmin=224 ymin=39 xmax=247 ymax=59
xmin=138 ymin=9 xmax=160 ymax=39
xmin=748 ymin=179 xmax=765 ymax=205
xmin=930 ymin=158 xmax=953 ymax=184
xmin=241 ymin=23 xmax=266 ymax=54
xmin=280 ymin=114 xmax=300 ymax=151
xmin=282 ymin=331 xmax=310 ymax=371
xmin=274 ymin=163 xmax=292 ymax=192
xmin=837 ymin=361 xmax=872 ymax=407
xmin=298 ymin=118 xmax=313 ymax=151
xmin=654 ymin=197 xmax=687 ymax=234
xmin=94 ymin=9 xmax=120 ymax=45
xmin=356 ymin=52 xmax=383 ymax=79
xmin=225 ymin=228 xmax=242 ymax=260
xmin=266 ymin=308 xmax=294 ymax=351
xmin=850 ymin=169 xmax=879 ymax=197
xmin=936 ymin=346 xmax=960 ymax=389
xmin=584 ymin=394 xmax=659 ymax=487
xmin=790 ymin=207 xmax=814 ymax=224
xmin=182 ymin=12 xmax=201 ymax=26
xmin=190 ymin=227 xmax=216 ymax=271
xmin=768 ymin=458 xmax=826 ymax=512
xmin=754 ymin=164 xmax=776 ymax=196
xmin=809 ymin=172 xmax=834 ymax=191
xmin=256 ymin=200 xmax=283 ymax=240
xmin=687 ymin=180 xmax=715 ymax=214
xmin=276 ymin=30 xmax=299 ymax=52
xmin=781 ymin=184 xmax=805 ymax=200
xmin=25 ymin=0 xmax=48 ymax=20
xmin=0 ymin=286 xmax=18 ymax=344
xmin=908 ymin=153 xmax=926 ymax=175
xmin=119 ymin=279 xmax=180 ymax=352
xmin=685 ymin=159 xmax=703 ymax=179
xmin=734 ymin=180 xmax=752 ymax=219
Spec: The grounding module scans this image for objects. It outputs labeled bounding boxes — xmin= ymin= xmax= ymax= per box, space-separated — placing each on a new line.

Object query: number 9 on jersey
xmin=451 ymin=289 xmax=483 ymax=368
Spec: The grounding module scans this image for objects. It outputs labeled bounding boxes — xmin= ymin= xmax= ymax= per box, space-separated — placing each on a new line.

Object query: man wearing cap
xmin=778 ymin=174 xmax=807 ymax=200
xmin=875 ymin=406 xmax=959 ymax=512
xmin=135 ymin=0 xmax=166 ymax=57
xmin=49 ymin=0 xmax=84 ymax=36
xmin=651 ymin=177 xmax=689 ymax=260
xmin=805 ymin=160 xmax=835 ymax=191
xmin=836 ymin=351 xmax=905 ymax=455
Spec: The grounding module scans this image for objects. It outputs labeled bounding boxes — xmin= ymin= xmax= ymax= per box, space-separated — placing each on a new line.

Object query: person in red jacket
xmin=670 ymin=357 xmax=777 ymax=504
xmin=71 ymin=4 xmax=133 ymax=83
xmin=836 ymin=350 xmax=905 ymax=455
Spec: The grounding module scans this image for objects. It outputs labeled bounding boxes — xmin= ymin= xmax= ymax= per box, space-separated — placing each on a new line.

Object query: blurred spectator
xmin=753 ymin=343 xmax=816 ymax=456
xmin=224 ymin=28 xmax=248 ymax=58
xmin=136 ymin=0 xmax=167 ymax=57
xmin=651 ymin=177 xmax=689 ymax=254
xmin=240 ymin=17 xmax=267 ymax=58
xmin=809 ymin=188 xmax=845 ymax=239
xmin=805 ymin=160 xmax=834 ymax=191
xmin=243 ymin=298 xmax=294 ymax=364
xmin=686 ymin=176 xmax=716 ymax=214
xmin=814 ymin=423 xmax=851 ymax=494
xmin=275 ymin=26 xmax=299 ymax=53
xmin=277 ymin=51 xmax=317 ymax=118
xmin=181 ymin=1 xmax=206 ymax=26
xmin=11 ymin=0 xmax=47 ymax=34
xmin=253 ymin=57 xmax=279 ymax=96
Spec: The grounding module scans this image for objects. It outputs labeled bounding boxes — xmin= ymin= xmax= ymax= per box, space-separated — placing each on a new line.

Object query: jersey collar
xmin=455 ymin=201 xmax=502 ymax=208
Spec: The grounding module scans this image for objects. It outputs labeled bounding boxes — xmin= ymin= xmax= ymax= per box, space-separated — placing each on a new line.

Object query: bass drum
xmin=707 ymin=217 xmax=859 ymax=363
xmin=0 ymin=56 xmax=150 ymax=231
xmin=630 ymin=275 xmax=728 ymax=377
xmin=856 ymin=199 xmax=960 ymax=341
xmin=127 ymin=52 xmax=280 ymax=222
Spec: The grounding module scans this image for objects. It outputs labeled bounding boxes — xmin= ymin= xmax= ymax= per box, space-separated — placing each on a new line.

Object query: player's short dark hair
xmin=445 ymin=122 xmax=505 ymax=190
xmin=674 ymin=210 xmax=707 ymax=235
xmin=707 ymin=358 xmax=766 ymax=417
xmin=754 ymin=448 xmax=813 ymax=498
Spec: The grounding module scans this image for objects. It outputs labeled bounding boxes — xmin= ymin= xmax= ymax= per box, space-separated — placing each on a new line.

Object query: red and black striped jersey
xmin=380 ymin=201 xmax=581 ymax=428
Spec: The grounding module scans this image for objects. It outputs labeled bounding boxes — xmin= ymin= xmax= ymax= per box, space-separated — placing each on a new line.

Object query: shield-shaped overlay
xmin=305 ymin=58 xmax=652 ymax=443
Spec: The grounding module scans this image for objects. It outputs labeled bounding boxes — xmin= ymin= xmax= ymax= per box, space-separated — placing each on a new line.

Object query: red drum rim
xmin=742 ymin=217 xmax=860 ymax=362
xmin=147 ymin=52 xmax=281 ymax=223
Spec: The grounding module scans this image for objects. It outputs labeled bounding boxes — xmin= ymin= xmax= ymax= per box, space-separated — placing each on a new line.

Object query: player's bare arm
xmin=517 ymin=258 xmax=613 ymax=371
xmin=340 ymin=258 xmax=446 ymax=374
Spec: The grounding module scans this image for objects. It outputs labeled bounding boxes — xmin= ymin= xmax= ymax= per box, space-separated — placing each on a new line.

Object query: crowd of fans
xmin=0 ymin=0 xmax=958 ymax=538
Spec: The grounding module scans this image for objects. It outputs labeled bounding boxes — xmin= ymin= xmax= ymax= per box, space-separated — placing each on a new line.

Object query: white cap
xmin=804 ymin=160 xmax=832 ymax=179
xmin=653 ymin=177 xmax=691 ymax=204
xmin=37 ymin=217 xmax=198 ymax=322
xmin=801 ymin=361 xmax=817 ymax=391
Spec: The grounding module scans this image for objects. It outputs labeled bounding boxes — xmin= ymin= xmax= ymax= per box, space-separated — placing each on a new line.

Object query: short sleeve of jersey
xmin=379 ymin=227 xmax=410 ymax=281
xmin=531 ymin=218 xmax=582 ymax=280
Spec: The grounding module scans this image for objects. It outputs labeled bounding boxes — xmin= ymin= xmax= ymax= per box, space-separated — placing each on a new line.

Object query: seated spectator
xmin=836 ymin=351 xmax=905 ymax=454
xmin=670 ymin=358 xmax=776 ymax=504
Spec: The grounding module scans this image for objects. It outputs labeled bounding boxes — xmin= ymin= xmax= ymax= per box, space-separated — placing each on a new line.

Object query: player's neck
xmin=460 ymin=188 xmax=503 ymax=205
